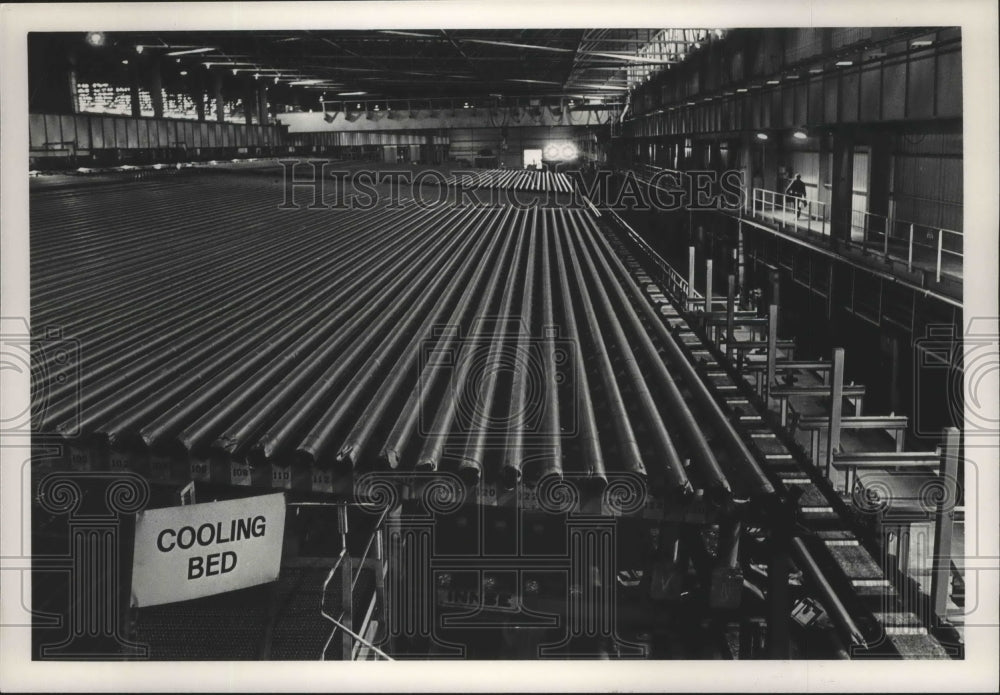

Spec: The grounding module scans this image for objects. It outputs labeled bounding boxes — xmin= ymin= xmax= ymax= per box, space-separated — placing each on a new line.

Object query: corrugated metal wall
xmin=624 ymin=33 xmax=962 ymax=137
xmin=29 ymin=112 xmax=451 ymax=157
xmin=893 ymin=133 xmax=963 ymax=231
xmin=29 ymin=112 xmax=284 ymax=154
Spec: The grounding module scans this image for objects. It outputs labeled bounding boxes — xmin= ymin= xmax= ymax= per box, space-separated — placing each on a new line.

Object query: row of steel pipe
xmin=584 ymin=212 xmax=775 ymax=497
xmin=558 ymin=209 xmax=647 ymax=483
xmin=379 ymin=209 xmax=522 ymax=470
xmin=145 ymin=205 xmax=487 ymax=457
xmin=32 ymin=176 xmax=776 ymax=496
xmin=37 ymin=199 xmax=411 ymax=413
xmin=455 ymin=207 xmax=528 ymax=485
xmin=335 ymin=211 xmax=513 ymax=472
xmin=36 ymin=207 xmax=392 ymax=397
xmin=443 ymin=169 xmax=573 ymax=194
xmin=565 ymin=210 xmax=690 ymax=495
xmin=550 ymin=210 xmax=606 ymax=487
xmin=573 ymin=209 xmax=730 ymax=495
xmin=289 ymin=207 xmax=507 ymax=468
xmin=414 ymin=209 xmax=526 ymax=474
xmin=31 ymin=178 xmax=294 ymax=312
xmin=54 ymin=204 xmax=457 ymax=440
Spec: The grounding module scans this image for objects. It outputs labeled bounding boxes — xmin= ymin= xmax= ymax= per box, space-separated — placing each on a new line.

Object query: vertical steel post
xmin=907 ymin=223 xmax=914 ymax=271
xmin=688 ymin=245 xmax=696 ymax=311
xmin=705 ymin=258 xmax=713 ymax=315
xmin=936 ymin=230 xmax=944 ymax=282
xmin=337 ymin=503 xmax=353 ymax=659
xmin=826 ymin=347 xmax=845 ymax=484
xmin=930 ymin=427 xmax=960 ymax=622
xmin=765 ymin=303 xmax=778 ymax=405
xmin=766 ymin=534 xmax=791 ymax=658
xmin=727 ymin=274 xmax=736 ymax=362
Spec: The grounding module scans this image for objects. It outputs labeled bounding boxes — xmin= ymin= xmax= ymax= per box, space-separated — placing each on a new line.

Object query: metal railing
xmin=632 ymin=163 xmax=690 ymax=190
xmin=307 ymin=502 xmax=393 ymax=661
xmin=851 ymin=208 xmax=963 ymax=282
xmin=751 ymin=187 xmax=829 ymax=236
xmin=751 ymin=188 xmax=963 ymax=283
xmin=603 ymin=205 xmax=701 ymax=305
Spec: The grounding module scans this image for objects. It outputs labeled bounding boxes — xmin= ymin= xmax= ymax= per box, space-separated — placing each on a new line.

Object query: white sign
xmin=131 ymin=492 xmax=286 ymax=608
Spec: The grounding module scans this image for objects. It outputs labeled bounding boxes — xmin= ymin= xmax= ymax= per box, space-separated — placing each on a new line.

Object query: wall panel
xmin=860 ymin=66 xmax=882 ymax=121
xmin=29 ymin=114 xmax=47 ymax=148
xmin=808 ymin=77 xmax=824 ymax=124
xmin=935 ymin=50 xmax=962 ymax=118
xmin=125 ymin=119 xmax=139 ymax=149
xmin=882 ymin=60 xmax=907 ymax=120
xmin=44 ymin=114 xmax=62 ymax=144
xmin=907 ymin=56 xmax=936 ymax=120
xmin=102 ymin=118 xmax=116 ymax=149
xmin=823 ymin=75 xmax=838 ymax=124
xmin=89 ymin=116 xmax=104 ymax=148
xmin=840 ymin=70 xmax=859 ymax=122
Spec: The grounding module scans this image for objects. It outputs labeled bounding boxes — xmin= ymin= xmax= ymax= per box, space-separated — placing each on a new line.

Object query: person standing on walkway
xmin=785 ymin=174 xmax=807 ymax=219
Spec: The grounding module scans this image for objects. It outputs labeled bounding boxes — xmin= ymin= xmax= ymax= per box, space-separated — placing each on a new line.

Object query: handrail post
xmin=726 ymin=274 xmax=736 ymax=362
xmin=688 ymin=245 xmax=696 ymax=311
xmin=908 ymin=223 xmax=914 ymax=271
xmin=705 ymin=258 xmax=713 ymax=316
xmin=883 ymin=214 xmax=890 ymax=258
xmin=765 ymin=303 xmax=778 ymax=405
xmin=936 ymin=229 xmax=943 ymax=282
xmin=930 ymin=426 xmax=960 ymax=624
xmin=826 ymin=347 xmax=845 ymax=485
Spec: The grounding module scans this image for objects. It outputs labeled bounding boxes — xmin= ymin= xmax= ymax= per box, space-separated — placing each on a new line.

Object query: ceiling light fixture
xmin=756 ymin=132 xmax=769 ymax=141
xmin=84 ymin=32 xmax=105 ymax=47
xmin=792 ymin=129 xmax=807 ymax=140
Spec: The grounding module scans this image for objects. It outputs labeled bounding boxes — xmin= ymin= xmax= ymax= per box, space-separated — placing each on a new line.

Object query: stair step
xmin=785 ymin=482 xmax=829 ymax=508
xmin=815 ymin=530 xmax=858 ymax=541
xmin=828 ymin=545 xmax=884 ymax=580
xmin=888 ymin=633 xmax=953 ymax=659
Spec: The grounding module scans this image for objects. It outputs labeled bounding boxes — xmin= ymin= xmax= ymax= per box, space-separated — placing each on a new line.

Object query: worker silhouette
xmin=785 ymin=174 xmax=807 ymax=219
